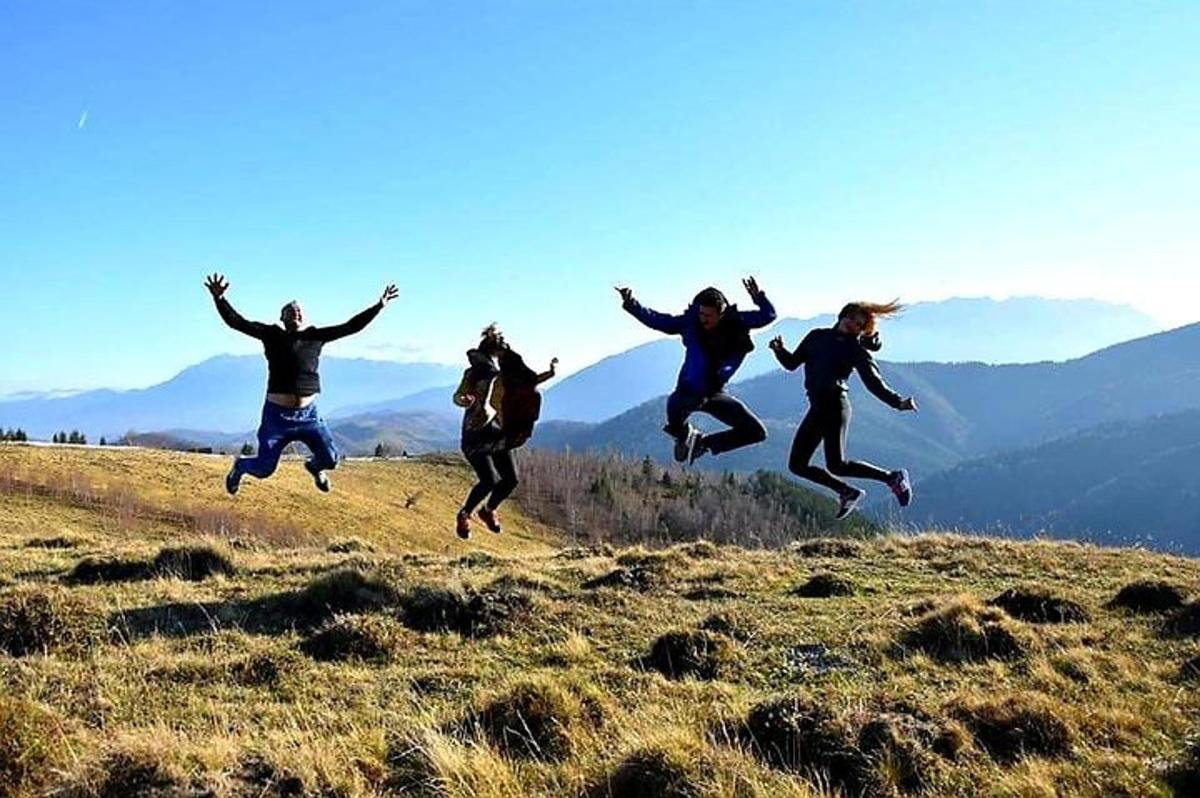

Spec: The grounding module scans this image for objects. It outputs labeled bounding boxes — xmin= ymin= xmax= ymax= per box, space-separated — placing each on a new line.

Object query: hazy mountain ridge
xmin=0 ymin=355 xmax=462 ymax=439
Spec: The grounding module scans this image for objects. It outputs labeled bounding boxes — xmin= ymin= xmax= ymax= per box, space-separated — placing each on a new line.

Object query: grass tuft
xmin=791 ymin=538 xmax=862 ymax=558
xmin=951 ymin=693 xmax=1074 ymax=764
xmin=400 ymin=584 xmax=534 ymax=638
xmin=151 ymin=545 xmax=237 ymax=581
xmin=299 ymin=614 xmax=405 ymax=663
xmin=467 ymin=676 xmax=603 ymax=762
xmin=739 ymin=696 xmax=874 ymax=794
xmin=0 ymin=586 xmax=106 ymax=656
xmin=0 ymin=696 xmax=65 ymax=796
xmin=642 ymin=630 xmax=738 ymax=681
xmin=1108 ymin=580 xmax=1187 ymax=614
xmin=987 ymin=587 xmax=1090 ymax=624
xmin=898 ymin=595 xmax=1029 ymax=663
xmin=591 ymin=746 xmax=703 ymax=798
xmin=790 ymin=573 xmax=856 ymax=598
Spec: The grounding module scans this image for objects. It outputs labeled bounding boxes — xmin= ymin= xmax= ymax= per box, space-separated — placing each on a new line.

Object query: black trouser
xmin=665 ymin=389 xmax=767 ymax=455
xmin=462 ymin=449 xmax=519 ymax=514
xmin=788 ymin=395 xmax=892 ymax=495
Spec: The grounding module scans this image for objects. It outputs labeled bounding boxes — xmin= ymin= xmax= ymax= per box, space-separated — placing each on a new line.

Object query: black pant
xmin=665 ymin=389 xmax=767 ymax=455
xmin=788 ymin=395 xmax=892 ymax=495
xmin=462 ymin=449 xmax=519 ymax=514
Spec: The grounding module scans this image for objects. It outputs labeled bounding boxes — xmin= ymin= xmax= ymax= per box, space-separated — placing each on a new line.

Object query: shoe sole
xmin=892 ymin=471 xmax=913 ymax=507
xmin=835 ymin=491 xmax=865 ymax=520
xmin=672 ymin=427 xmax=694 ymax=463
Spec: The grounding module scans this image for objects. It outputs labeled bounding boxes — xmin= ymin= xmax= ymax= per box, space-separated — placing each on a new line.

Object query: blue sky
xmin=1 ymin=1 xmax=1197 ymax=393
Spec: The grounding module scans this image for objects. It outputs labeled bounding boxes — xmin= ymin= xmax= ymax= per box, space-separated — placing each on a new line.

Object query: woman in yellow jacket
xmin=453 ymin=324 xmax=556 ymax=539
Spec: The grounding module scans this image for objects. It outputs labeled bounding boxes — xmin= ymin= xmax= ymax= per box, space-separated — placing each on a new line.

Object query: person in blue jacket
xmin=616 ymin=277 xmax=776 ymax=464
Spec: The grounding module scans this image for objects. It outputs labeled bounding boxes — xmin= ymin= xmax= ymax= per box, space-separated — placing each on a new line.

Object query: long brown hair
xmin=838 ymin=300 xmax=903 ymax=335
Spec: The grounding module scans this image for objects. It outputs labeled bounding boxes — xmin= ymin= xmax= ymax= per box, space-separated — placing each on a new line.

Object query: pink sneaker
xmin=478 ymin=506 xmax=503 ymax=534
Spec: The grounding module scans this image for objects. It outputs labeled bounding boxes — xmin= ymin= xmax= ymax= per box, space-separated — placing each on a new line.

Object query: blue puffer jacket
xmin=623 ymin=292 xmax=777 ymax=396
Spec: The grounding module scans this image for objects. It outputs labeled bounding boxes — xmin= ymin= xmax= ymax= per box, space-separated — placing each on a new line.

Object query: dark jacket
xmin=214 ymin=297 xmax=382 ymax=395
xmin=453 ymin=348 xmax=547 ymax=456
xmin=774 ymin=327 xmax=905 ymax=409
xmin=623 ymin=292 xmax=776 ymax=396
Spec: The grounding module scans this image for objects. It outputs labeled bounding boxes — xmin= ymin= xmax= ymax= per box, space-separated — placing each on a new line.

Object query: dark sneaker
xmin=671 ymin=424 xmax=696 ymax=463
xmin=836 ymin=488 xmax=865 ymax=520
xmin=456 ymin=512 xmax=471 ymax=540
xmin=888 ymin=469 xmax=913 ymax=507
xmin=305 ymin=461 xmax=331 ymax=493
xmin=478 ymin=506 xmax=502 ymax=534
xmin=225 ymin=463 xmax=241 ymax=496
xmin=687 ymin=433 xmax=709 ymax=466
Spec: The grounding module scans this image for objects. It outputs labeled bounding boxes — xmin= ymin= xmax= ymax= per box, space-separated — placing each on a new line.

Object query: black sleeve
xmin=214 ymin=297 xmax=269 ymax=339
xmin=855 ymin=349 xmax=905 ymax=409
xmin=311 ymin=302 xmax=383 ymax=342
xmin=774 ymin=332 xmax=810 ymax=371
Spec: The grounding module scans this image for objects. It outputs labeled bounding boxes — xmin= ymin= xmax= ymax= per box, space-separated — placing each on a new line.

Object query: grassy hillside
xmin=0 ymin=444 xmax=559 ymax=556
xmin=2 ymin=447 xmax=1200 ymax=796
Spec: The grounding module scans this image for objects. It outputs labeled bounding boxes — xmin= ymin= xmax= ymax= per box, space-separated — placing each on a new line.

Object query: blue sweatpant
xmin=233 ymin=401 xmax=339 ymax=480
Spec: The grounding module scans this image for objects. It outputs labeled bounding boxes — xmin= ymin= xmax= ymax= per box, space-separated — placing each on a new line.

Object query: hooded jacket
xmin=453 ymin=347 xmax=546 ymax=455
xmin=623 ymin=291 xmax=776 ymax=396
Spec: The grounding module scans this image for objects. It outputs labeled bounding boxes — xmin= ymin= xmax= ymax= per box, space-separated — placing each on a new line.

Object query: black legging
xmin=788 ymin=395 xmax=892 ymax=496
xmin=462 ymin=449 xmax=519 ymax=514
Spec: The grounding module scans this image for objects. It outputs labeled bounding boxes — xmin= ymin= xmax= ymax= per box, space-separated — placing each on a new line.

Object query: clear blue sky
xmin=2 ymin=1 xmax=1197 ymax=393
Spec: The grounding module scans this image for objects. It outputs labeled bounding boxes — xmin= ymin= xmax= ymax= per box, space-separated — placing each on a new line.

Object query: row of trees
xmin=517 ymin=449 xmax=878 ymax=548
xmin=1 ymin=429 xmax=29 ymax=441
xmin=51 ymin=431 xmax=91 ymax=444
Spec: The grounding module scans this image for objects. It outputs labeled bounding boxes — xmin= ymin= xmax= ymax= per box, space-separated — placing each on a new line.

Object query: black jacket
xmin=215 ymin=297 xmax=381 ymax=395
xmin=774 ymin=327 xmax=904 ymax=409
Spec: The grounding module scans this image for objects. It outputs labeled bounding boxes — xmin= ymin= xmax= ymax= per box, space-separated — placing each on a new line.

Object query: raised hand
xmin=379 ymin=284 xmax=399 ymax=307
xmin=549 ymin=357 xmax=559 ymax=376
xmin=205 ymin=273 xmax=229 ymax=299
xmin=768 ymin=335 xmax=786 ymax=352
xmin=899 ymin=397 xmax=919 ymax=413
xmin=742 ymin=276 xmax=763 ymax=300
xmin=614 ymin=286 xmax=633 ymax=304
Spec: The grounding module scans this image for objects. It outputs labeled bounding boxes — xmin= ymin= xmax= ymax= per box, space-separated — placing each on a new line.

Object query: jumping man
xmin=205 ymin=273 xmax=398 ymax=495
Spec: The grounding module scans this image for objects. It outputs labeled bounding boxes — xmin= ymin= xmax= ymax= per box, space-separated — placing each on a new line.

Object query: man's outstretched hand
xmin=379 ymin=284 xmax=399 ymax=307
xmin=899 ymin=397 xmax=919 ymax=413
xmin=205 ymin=273 xmax=229 ymax=300
xmin=743 ymin=276 xmax=764 ymax=301
xmin=768 ymin=335 xmax=786 ymax=353
xmin=614 ymin=286 xmax=633 ymax=304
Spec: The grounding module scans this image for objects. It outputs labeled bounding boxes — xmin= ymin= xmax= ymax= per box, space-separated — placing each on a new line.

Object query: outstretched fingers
xmin=379 ymin=284 xmax=399 ymax=306
xmin=204 ymin=273 xmax=229 ymax=298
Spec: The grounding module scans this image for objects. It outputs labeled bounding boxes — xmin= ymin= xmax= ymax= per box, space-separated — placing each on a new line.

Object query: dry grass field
xmin=2 ymin=444 xmax=1199 ymax=797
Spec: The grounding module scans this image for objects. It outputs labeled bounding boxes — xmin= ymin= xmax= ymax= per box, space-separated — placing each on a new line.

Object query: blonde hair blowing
xmin=838 ymin=300 xmax=903 ymax=335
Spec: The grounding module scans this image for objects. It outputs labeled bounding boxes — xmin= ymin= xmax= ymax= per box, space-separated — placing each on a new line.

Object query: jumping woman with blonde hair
xmin=769 ymin=300 xmax=917 ymax=519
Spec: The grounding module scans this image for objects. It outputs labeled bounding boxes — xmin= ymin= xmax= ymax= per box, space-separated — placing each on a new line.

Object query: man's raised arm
xmin=206 ymin=273 xmax=268 ymax=339
xmin=312 ymin=283 xmax=398 ymax=342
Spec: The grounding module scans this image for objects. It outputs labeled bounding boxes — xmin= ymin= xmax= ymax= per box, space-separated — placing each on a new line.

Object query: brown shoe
xmin=456 ymin=511 xmax=471 ymax=540
xmin=477 ymin=506 xmax=502 ymax=534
